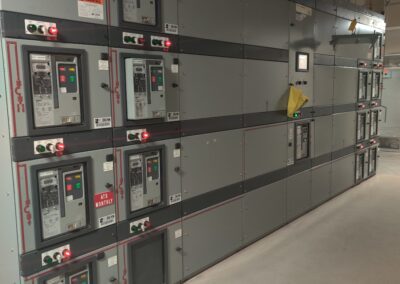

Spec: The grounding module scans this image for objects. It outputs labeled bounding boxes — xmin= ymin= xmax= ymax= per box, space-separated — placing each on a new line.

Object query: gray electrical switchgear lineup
xmin=0 ymin=0 xmax=384 ymax=283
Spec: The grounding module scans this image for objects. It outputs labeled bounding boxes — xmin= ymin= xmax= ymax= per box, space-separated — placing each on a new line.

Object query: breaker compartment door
xmin=372 ymin=71 xmax=382 ymax=99
xmin=369 ymin=147 xmax=378 ymax=176
xmin=358 ymin=70 xmax=370 ymax=102
xmin=122 ymin=0 xmax=157 ymax=26
xmin=295 ymin=122 xmax=310 ymax=161
xmin=356 ymin=151 xmax=368 ymax=183
xmin=128 ymin=150 xmax=162 ymax=213
xmin=129 ymin=232 xmax=166 ymax=284
xmin=44 ymin=264 xmax=91 ymax=284
xmin=357 ymin=111 xmax=369 ymax=142
xmin=125 ymin=57 xmax=166 ymax=120
xmin=38 ymin=164 xmax=87 ymax=240
xmin=29 ymin=53 xmax=82 ymax=129
xmin=370 ymin=110 xmax=380 ymax=137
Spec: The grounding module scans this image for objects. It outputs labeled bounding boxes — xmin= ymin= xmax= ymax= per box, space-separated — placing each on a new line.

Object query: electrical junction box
xmin=125 ymin=57 xmax=166 ymax=120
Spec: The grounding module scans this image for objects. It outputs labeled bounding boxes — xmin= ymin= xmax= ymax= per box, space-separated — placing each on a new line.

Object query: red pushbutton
xmin=141 ymin=131 xmax=150 ymax=140
xmin=164 ymin=40 xmax=172 ymax=48
xmin=48 ymin=26 xmax=58 ymax=36
xmin=62 ymin=249 xmax=72 ymax=259
xmin=66 ymin=184 xmax=73 ymax=191
xmin=56 ymin=142 xmax=65 ymax=151
xmin=144 ymin=220 xmax=151 ymax=229
xmin=138 ymin=37 xmax=145 ymax=44
xmin=59 ymin=75 xmax=66 ymax=83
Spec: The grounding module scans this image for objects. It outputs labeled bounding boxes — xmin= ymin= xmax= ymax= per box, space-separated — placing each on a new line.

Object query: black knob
xmin=175 ymin=167 xmax=181 ymax=173
xmin=172 ymin=83 xmax=179 ymax=88
xmin=105 ymin=183 xmax=113 ymax=190
xmin=101 ymin=83 xmax=110 ymax=90
xmin=176 ymin=247 xmax=183 ymax=252
xmin=109 ymin=277 xmax=117 ymax=283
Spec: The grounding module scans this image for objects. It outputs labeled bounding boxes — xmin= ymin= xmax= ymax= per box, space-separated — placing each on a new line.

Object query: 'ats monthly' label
xmin=94 ymin=192 xmax=114 ymax=208
xmin=78 ymin=0 xmax=104 ymax=20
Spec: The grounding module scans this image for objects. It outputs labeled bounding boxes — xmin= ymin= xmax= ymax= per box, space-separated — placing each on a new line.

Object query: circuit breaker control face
xmin=370 ymin=110 xmax=379 ymax=137
xmin=38 ymin=164 xmax=87 ymax=240
xmin=122 ymin=0 xmax=157 ymax=26
xmin=357 ymin=112 xmax=369 ymax=142
xmin=125 ymin=58 xmax=166 ymax=120
xmin=358 ymin=71 xmax=370 ymax=101
xmin=128 ymin=150 xmax=162 ymax=212
xmin=29 ymin=53 xmax=82 ymax=128
xmin=372 ymin=72 xmax=381 ymax=99
xmin=45 ymin=266 xmax=90 ymax=284
xmin=295 ymin=123 xmax=310 ymax=160
xmin=356 ymin=151 xmax=368 ymax=182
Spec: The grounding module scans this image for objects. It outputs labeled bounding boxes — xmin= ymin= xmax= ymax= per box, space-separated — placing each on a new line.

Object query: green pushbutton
xmin=36 ymin=144 xmax=46 ymax=153
xmin=69 ymin=75 xmax=76 ymax=83
xmin=75 ymin=182 xmax=81 ymax=189
xmin=43 ymin=255 xmax=53 ymax=265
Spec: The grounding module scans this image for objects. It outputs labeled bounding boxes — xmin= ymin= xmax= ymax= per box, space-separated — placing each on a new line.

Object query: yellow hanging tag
xmin=349 ymin=19 xmax=357 ymax=33
xmin=287 ymin=86 xmax=309 ymax=118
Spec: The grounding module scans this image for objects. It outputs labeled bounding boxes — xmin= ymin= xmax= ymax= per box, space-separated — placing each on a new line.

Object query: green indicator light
xmin=75 ymin=182 xmax=81 ymax=189
xmin=36 ymin=145 xmax=46 ymax=153
xmin=69 ymin=76 xmax=76 ymax=83
xmin=43 ymin=256 xmax=53 ymax=265
xmin=128 ymin=134 xmax=135 ymax=140
xmin=27 ymin=24 xmax=37 ymax=33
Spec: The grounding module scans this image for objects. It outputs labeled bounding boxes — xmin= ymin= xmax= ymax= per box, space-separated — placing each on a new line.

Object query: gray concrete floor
xmin=186 ymin=151 xmax=400 ymax=284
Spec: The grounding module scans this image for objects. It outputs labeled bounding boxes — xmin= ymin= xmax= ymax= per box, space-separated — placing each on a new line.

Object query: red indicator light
xmin=56 ymin=142 xmax=65 ymax=151
xmin=48 ymin=26 xmax=58 ymax=36
xmin=141 ymin=131 xmax=150 ymax=140
xmin=62 ymin=249 xmax=72 ymax=259
xmin=144 ymin=220 xmax=151 ymax=229
xmin=151 ymin=76 xmax=156 ymax=83
xmin=59 ymin=75 xmax=66 ymax=83
xmin=66 ymin=184 xmax=73 ymax=191
xmin=138 ymin=37 xmax=145 ymax=44
xmin=164 ymin=40 xmax=172 ymax=48
xmin=59 ymin=66 xmax=66 ymax=71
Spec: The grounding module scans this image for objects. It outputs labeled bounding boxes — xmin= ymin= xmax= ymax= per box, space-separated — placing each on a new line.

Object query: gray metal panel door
xmin=287 ymin=170 xmax=312 ymax=221
xmin=182 ymin=199 xmax=243 ymax=278
xmin=314 ymin=115 xmax=333 ymax=157
xmin=311 ymin=163 xmax=332 ymax=207
xmin=244 ymin=60 xmax=289 ymax=113
xmin=243 ymin=0 xmax=289 ymax=49
xmin=179 ymin=54 xmax=243 ymax=120
xmin=178 ymin=0 xmax=243 ymax=43
xmin=0 ymin=0 xmax=107 ymax=24
xmin=335 ymin=18 xmax=374 ymax=60
xmin=243 ymin=180 xmax=286 ymax=244
xmin=314 ymin=10 xmax=336 ymax=55
xmin=244 ymin=124 xmax=288 ymax=179
xmin=314 ymin=65 xmax=334 ymax=107
xmin=333 ymin=112 xmax=356 ymax=152
xmin=331 ymin=155 xmax=355 ymax=196
xmin=181 ymin=130 xmax=243 ymax=199
xmin=334 ymin=67 xmax=358 ymax=106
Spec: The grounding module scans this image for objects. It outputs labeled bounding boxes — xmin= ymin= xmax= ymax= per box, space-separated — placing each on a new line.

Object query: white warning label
xmin=78 ymin=0 xmax=104 ymax=20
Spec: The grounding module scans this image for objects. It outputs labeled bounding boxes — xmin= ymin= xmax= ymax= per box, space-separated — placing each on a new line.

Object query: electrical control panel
xmin=358 ymin=69 xmax=371 ymax=102
xmin=47 ymin=267 xmax=90 ymax=284
xmin=372 ymin=71 xmax=382 ymax=99
xmin=125 ymin=57 xmax=166 ymax=120
xmin=369 ymin=147 xmax=378 ymax=175
xmin=295 ymin=123 xmax=310 ymax=161
xmin=122 ymin=0 xmax=158 ymax=26
xmin=41 ymin=244 xmax=71 ymax=267
xmin=128 ymin=149 xmax=162 ymax=213
xmin=288 ymin=121 xmax=312 ymax=165
xmin=370 ymin=109 xmax=381 ymax=137
xmin=29 ymin=52 xmax=82 ymax=129
xmin=356 ymin=149 xmax=369 ymax=183
xmin=357 ymin=111 xmax=370 ymax=142
xmin=38 ymin=164 xmax=87 ymax=240
xmin=25 ymin=19 xmax=58 ymax=37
